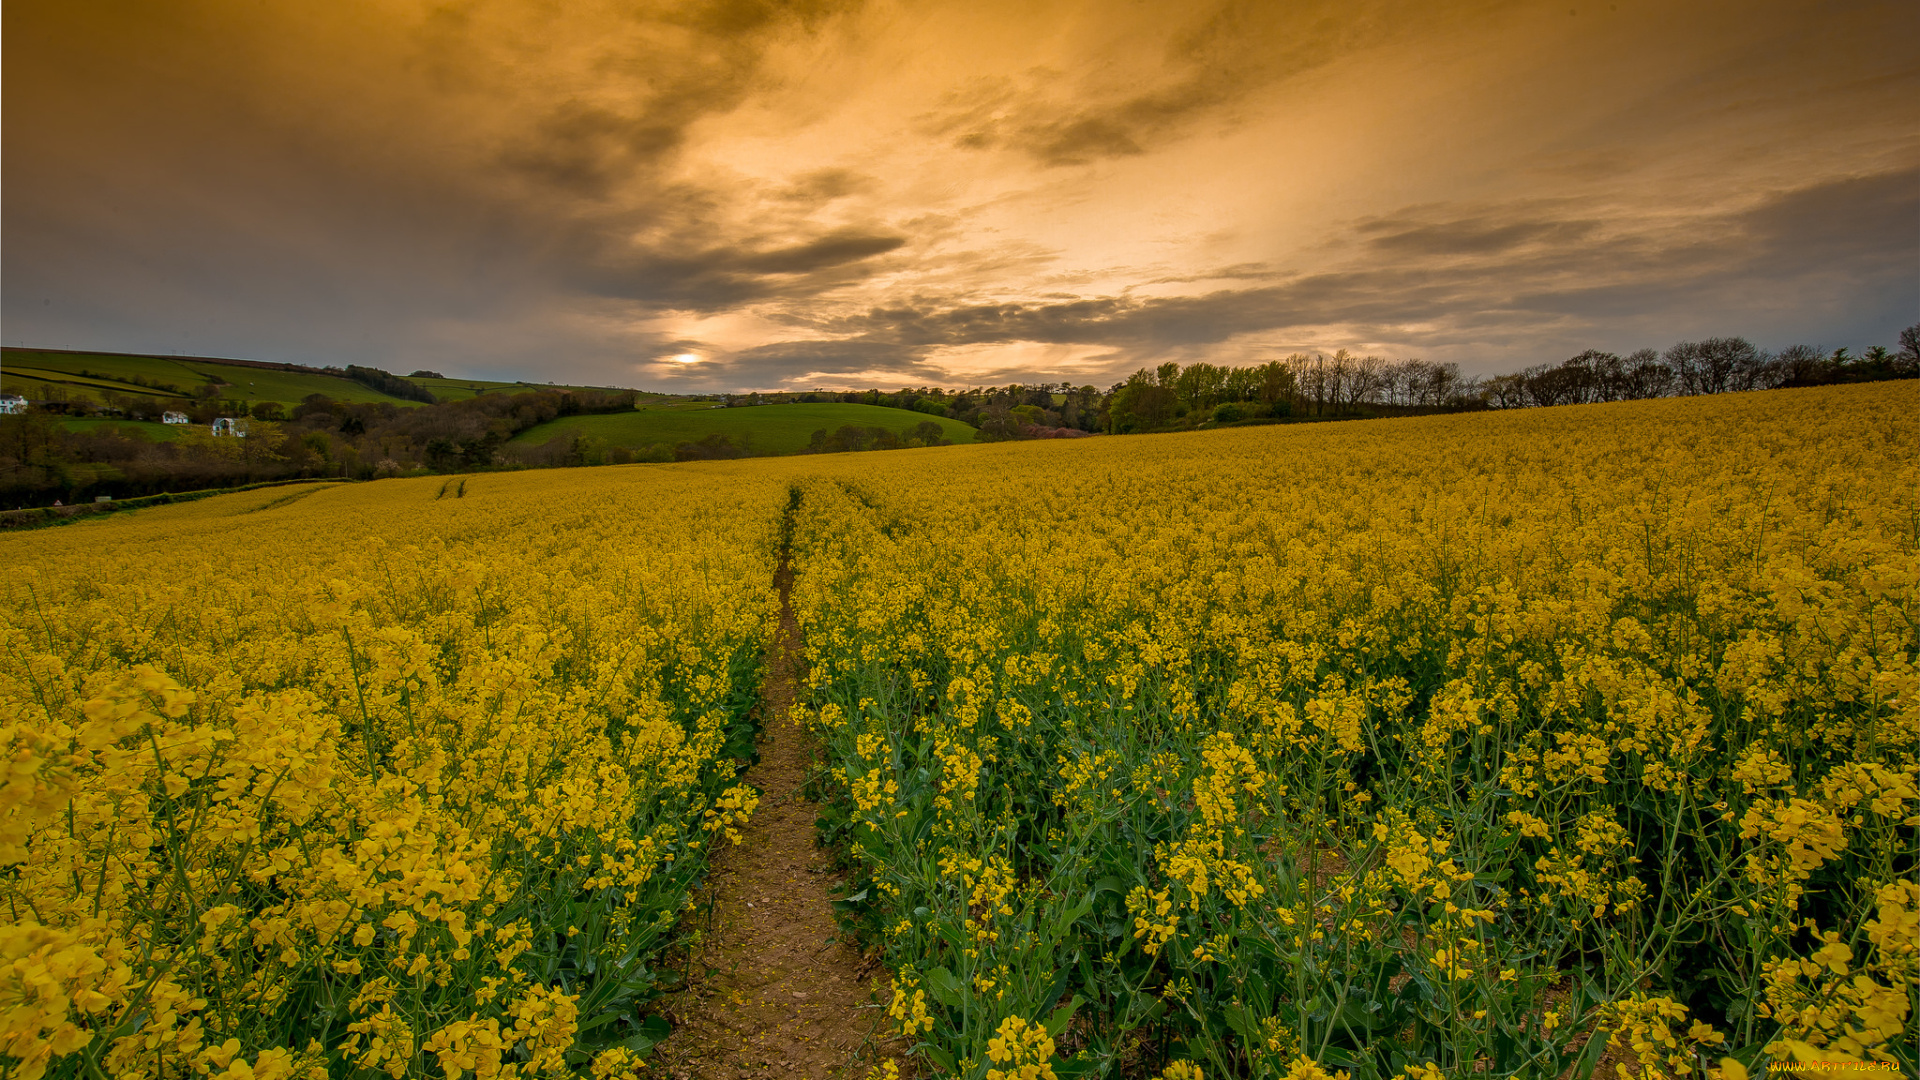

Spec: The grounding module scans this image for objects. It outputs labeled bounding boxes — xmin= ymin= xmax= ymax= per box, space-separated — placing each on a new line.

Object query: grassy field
xmin=3 ymin=349 xmax=675 ymax=411
xmin=3 ymin=349 xmax=217 ymax=390
xmin=404 ymin=374 xmax=643 ymax=402
xmin=3 ymin=349 xmax=418 ymax=407
xmin=173 ymin=363 xmax=400 ymax=407
xmin=509 ymin=402 xmax=977 ymax=454
xmin=2 ymin=367 xmax=211 ymax=408
xmin=632 ymin=398 xmax=729 ymax=410
xmin=56 ymin=418 xmax=184 ymax=441
xmin=3 ymin=365 xmax=195 ymax=399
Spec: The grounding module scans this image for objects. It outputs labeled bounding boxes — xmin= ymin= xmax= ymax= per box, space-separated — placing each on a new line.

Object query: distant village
xmin=2 ymin=394 xmax=252 ymax=435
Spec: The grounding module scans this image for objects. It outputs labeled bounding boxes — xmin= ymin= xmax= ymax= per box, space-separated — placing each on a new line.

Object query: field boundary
xmin=2 ymin=343 xmax=337 ymax=375
xmin=0 ymin=477 xmax=355 ymax=531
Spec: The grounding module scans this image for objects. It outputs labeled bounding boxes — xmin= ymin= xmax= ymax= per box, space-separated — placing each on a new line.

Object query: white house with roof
xmin=0 ymin=395 xmax=28 ymax=415
xmin=210 ymin=416 xmax=249 ymax=437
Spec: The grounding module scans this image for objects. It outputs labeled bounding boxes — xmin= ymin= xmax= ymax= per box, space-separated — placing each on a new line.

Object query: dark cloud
xmin=738 ymin=230 xmax=908 ymax=274
xmin=1503 ymin=167 xmax=1920 ymax=344
xmin=775 ymin=168 xmax=875 ymax=204
xmin=1146 ymin=263 xmax=1280 ymax=285
xmin=467 ymin=0 xmax=871 ymax=199
xmin=713 ymin=336 xmax=1129 ymax=390
xmin=1739 ymin=167 xmax=1919 ymax=272
xmin=921 ymin=0 xmax=1519 ymax=166
xmin=813 ymin=164 xmax=1920 ymax=370
xmin=673 ymin=0 xmax=856 ymax=37
xmin=922 ymin=72 xmax=1221 ymax=167
xmin=824 ymin=278 xmax=1447 ymax=355
xmin=554 ymin=222 xmax=909 ymax=310
xmin=1021 ymin=117 xmax=1147 ymax=165
xmin=834 ymin=296 xmax=1133 ymax=346
xmin=499 ymin=102 xmax=688 ymax=198
xmin=723 ymin=339 xmax=943 ymax=383
xmin=1360 ymin=217 xmax=1602 ymax=256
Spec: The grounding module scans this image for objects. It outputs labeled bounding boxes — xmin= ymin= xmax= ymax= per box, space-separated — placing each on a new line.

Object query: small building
xmin=162 ymin=411 xmax=190 ymax=424
xmin=0 ymin=395 xmax=28 ymax=415
xmin=210 ymin=416 xmax=249 ymax=437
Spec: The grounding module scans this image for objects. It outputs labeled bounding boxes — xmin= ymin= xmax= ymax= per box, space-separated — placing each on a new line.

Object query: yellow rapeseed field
xmin=4 ymin=382 xmax=1914 ymax=1080
xmin=2 ymin=468 xmax=785 ymax=1079
xmin=787 ymin=384 xmax=1917 ymax=1080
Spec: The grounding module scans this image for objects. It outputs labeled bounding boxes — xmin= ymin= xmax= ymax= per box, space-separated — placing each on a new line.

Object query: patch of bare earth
xmin=652 ymin=561 xmax=906 ymax=1079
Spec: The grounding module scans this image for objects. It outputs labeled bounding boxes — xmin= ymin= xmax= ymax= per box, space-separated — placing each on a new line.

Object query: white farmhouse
xmin=210 ymin=416 xmax=249 ymax=437
xmin=162 ymin=411 xmax=190 ymax=424
xmin=0 ymin=395 xmax=28 ymax=415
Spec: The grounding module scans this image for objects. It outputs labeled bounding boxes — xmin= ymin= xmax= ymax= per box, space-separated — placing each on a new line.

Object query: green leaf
xmin=1222 ymin=1001 xmax=1261 ymax=1042
xmin=1336 ymin=997 xmax=1392 ymax=1033
xmin=924 ymin=965 xmax=964 ymax=1009
xmin=1320 ymin=1047 xmax=1363 ymax=1069
xmin=577 ymin=1010 xmax=622 ymax=1034
xmin=923 ymin=1043 xmax=958 ymax=1073
xmin=624 ymin=1015 xmax=672 ymax=1053
xmin=1044 ymin=994 xmax=1085 ymax=1037
xmin=1050 ymin=894 xmax=1095 ymax=940
xmin=1569 ymin=1029 xmax=1608 ymax=1080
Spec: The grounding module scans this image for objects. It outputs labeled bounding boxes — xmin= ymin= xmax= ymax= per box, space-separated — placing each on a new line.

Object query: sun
xmin=668 ymin=353 xmax=701 ymax=365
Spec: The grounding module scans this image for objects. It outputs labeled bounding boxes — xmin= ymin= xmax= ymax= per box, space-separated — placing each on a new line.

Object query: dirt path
xmin=653 ymin=559 xmax=903 ymax=1079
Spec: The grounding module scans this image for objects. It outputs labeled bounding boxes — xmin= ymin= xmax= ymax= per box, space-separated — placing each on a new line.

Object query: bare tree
xmin=1618 ymin=348 xmax=1673 ymax=399
xmin=1481 ymin=373 xmax=1528 ymax=409
xmin=1348 ymin=355 xmax=1388 ymax=408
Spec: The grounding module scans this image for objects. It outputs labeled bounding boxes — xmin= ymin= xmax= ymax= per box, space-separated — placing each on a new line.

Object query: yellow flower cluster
xmin=1600 ymin=994 xmax=1737 ymax=1079
xmin=1758 ymin=880 xmax=1916 ymax=1073
xmin=781 ymin=383 xmax=1917 ymax=1078
xmin=1 ymin=466 xmax=786 ymax=1077
xmin=984 ymin=1016 xmax=1057 ymax=1080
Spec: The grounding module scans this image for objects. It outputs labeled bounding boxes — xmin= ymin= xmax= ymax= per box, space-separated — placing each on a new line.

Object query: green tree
xmin=1108 ymin=370 xmax=1175 ymax=433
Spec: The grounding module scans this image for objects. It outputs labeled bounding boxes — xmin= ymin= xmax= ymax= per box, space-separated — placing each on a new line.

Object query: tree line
xmin=0 ymin=385 xmax=638 ymax=509
xmin=758 ymin=325 xmax=1915 ymax=437
xmin=4 ymin=326 xmax=1912 ymax=506
xmin=720 ymin=384 xmax=1109 ymax=437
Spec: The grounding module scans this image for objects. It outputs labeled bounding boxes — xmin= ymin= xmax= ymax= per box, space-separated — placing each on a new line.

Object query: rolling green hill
xmin=57 ymin=418 xmax=184 ymax=441
xmin=509 ymin=403 xmax=977 ymax=455
xmin=1 ymin=348 xmax=627 ymax=409
xmin=394 ymin=374 xmax=643 ymax=402
xmin=3 ymin=348 xmax=421 ymax=408
xmin=5 ymin=365 xmax=195 ymax=398
xmin=3 ymin=350 xmax=215 ymax=390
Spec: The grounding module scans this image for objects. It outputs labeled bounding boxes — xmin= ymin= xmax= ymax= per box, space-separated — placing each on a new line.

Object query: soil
xmin=652 ymin=560 xmax=907 ymax=1079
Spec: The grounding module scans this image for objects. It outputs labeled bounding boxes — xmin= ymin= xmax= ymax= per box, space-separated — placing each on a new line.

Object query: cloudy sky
xmin=5 ymin=0 xmax=1915 ymax=391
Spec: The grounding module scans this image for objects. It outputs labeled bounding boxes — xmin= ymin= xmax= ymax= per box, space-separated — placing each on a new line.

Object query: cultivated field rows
xmin=3 ymin=383 xmax=1914 ymax=1080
